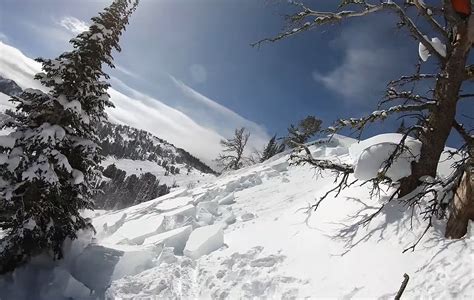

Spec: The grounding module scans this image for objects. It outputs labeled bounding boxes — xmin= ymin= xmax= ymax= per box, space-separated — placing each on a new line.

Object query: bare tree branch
xmin=252 ymin=1 xmax=445 ymax=62
xmin=411 ymin=0 xmax=448 ymax=39
xmin=329 ymin=102 xmax=436 ymax=134
xmin=453 ymin=120 xmax=474 ymax=146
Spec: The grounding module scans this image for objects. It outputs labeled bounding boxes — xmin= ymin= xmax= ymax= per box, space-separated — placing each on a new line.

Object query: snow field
xmin=1 ymin=133 xmax=471 ymax=299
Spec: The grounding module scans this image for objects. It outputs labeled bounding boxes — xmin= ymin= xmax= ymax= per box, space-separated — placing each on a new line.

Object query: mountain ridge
xmin=0 ymin=78 xmax=216 ymax=209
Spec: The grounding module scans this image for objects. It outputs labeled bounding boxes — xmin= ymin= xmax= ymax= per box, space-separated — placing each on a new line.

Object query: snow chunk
xmin=272 ymin=161 xmax=288 ymax=172
xmin=349 ymin=133 xmax=418 ymax=162
xmin=328 ymin=134 xmax=358 ymax=148
xmin=71 ymin=169 xmax=84 ymax=185
xmin=184 ymin=224 xmax=224 ymax=259
xmin=218 ymin=193 xmax=236 ymax=205
xmin=155 ymin=196 xmax=193 ymax=211
xmin=103 ymin=214 xmax=164 ymax=245
xmin=197 ymin=200 xmax=219 ymax=216
xmin=23 ymin=218 xmax=36 ymax=230
xmin=418 ymin=36 xmax=446 ymax=62
xmin=111 ymin=244 xmax=159 ymax=280
xmin=196 ymin=208 xmax=215 ymax=226
xmin=143 ymin=225 xmax=193 ymax=254
xmin=354 ymin=141 xmax=421 ymax=181
xmin=69 ymin=244 xmax=123 ymax=294
xmin=325 ymin=146 xmax=348 ymax=157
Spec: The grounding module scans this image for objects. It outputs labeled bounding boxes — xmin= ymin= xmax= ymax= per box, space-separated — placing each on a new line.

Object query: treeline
xmin=97 ymin=122 xmax=215 ymax=175
xmin=94 ymin=164 xmax=170 ymax=209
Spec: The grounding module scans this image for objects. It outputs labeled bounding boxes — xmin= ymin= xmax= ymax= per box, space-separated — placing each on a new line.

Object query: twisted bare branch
xmin=252 ymin=1 xmax=445 ymax=62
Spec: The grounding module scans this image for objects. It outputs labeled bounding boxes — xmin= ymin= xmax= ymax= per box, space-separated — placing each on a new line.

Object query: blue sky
xmin=0 ymin=0 xmax=471 ymax=163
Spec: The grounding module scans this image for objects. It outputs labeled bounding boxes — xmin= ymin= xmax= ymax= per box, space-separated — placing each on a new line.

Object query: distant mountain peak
xmin=0 ymin=75 xmax=22 ymax=97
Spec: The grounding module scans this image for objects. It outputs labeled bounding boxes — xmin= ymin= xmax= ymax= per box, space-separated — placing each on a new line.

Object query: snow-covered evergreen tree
xmin=0 ymin=0 xmax=139 ymax=274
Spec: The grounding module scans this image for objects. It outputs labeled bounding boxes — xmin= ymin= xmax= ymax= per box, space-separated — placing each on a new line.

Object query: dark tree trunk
xmin=445 ymin=169 xmax=474 ymax=238
xmin=400 ymin=23 xmax=471 ymax=196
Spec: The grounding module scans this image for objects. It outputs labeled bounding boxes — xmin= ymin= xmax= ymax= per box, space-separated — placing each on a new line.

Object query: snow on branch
xmin=410 ymin=0 xmax=448 ymax=39
xmin=388 ymin=73 xmax=440 ymax=88
xmin=289 ymin=142 xmax=354 ymax=174
xmin=328 ymin=102 xmax=436 ymax=134
xmin=251 ymin=1 xmax=446 ymax=62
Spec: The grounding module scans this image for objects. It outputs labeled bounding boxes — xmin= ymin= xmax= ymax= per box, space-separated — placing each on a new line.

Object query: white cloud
xmin=312 ymin=47 xmax=393 ymax=101
xmin=0 ymin=41 xmax=269 ymax=168
xmin=114 ymin=64 xmax=141 ymax=79
xmin=20 ymin=16 xmax=88 ymax=49
xmin=170 ymin=76 xmax=270 ymax=153
xmin=58 ymin=16 xmax=89 ymax=34
xmin=107 ymin=77 xmax=224 ymax=166
xmin=0 ymin=42 xmax=44 ymax=91
xmin=312 ymin=21 xmax=403 ymax=104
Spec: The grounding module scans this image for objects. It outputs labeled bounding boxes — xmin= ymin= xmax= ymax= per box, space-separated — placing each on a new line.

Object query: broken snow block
xmin=197 ymin=208 xmax=215 ymax=225
xmin=111 ymin=244 xmax=161 ymax=280
xmin=184 ymin=224 xmax=224 ymax=259
xmin=241 ymin=213 xmax=256 ymax=222
xmin=223 ymin=211 xmax=236 ymax=225
xmin=161 ymin=205 xmax=196 ymax=231
xmin=69 ymin=244 xmax=123 ymax=295
xmin=325 ymin=146 xmax=348 ymax=156
xmin=103 ymin=214 xmax=164 ymax=245
xmin=225 ymin=180 xmax=242 ymax=193
xmin=272 ymin=161 xmax=288 ymax=172
xmin=265 ymin=170 xmax=280 ymax=178
xmin=218 ymin=193 xmax=235 ymax=205
xmin=163 ymin=204 xmax=196 ymax=218
xmin=197 ymin=200 xmax=219 ymax=216
xmin=156 ymin=247 xmax=178 ymax=264
xmin=143 ymin=225 xmax=193 ymax=255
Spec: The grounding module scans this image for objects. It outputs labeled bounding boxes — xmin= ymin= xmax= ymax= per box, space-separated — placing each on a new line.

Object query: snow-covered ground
xmin=101 ymin=157 xmax=215 ymax=188
xmin=1 ymin=133 xmax=472 ymax=299
xmin=0 ymin=92 xmax=14 ymax=137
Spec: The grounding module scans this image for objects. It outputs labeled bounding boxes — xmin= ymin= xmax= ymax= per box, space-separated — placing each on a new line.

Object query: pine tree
xmin=260 ymin=135 xmax=285 ymax=162
xmin=216 ymin=127 xmax=250 ymax=171
xmin=285 ymin=115 xmax=322 ymax=148
xmin=0 ymin=0 xmax=139 ymax=274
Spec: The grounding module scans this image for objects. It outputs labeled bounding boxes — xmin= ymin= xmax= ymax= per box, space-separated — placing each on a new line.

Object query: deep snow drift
xmin=0 ymin=134 xmax=473 ymax=299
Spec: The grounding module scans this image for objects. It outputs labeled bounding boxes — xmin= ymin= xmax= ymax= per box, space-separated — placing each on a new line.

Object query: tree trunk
xmin=400 ymin=23 xmax=471 ymax=196
xmin=445 ymin=169 xmax=474 ymax=238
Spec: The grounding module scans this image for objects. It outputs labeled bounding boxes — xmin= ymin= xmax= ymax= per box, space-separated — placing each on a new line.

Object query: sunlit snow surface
xmin=0 ymin=134 xmax=472 ymax=299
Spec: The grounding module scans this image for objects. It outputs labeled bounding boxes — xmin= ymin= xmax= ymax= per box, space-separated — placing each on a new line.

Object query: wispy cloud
xmin=58 ymin=16 xmax=89 ymax=35
xmin=0 ymin=41 xmax=236 ymax=167
xmin=114 ymin=64 xmax=141 ymax=80
xmin=170 ymin=76 xmax=270 ymax=152
xmin=312 ymin=20 xmax=407 ymax=105
xmin=312 ymin=47 xmax=393 ymax=101
xmin=19 ymin=16 xmax=88 ymax=50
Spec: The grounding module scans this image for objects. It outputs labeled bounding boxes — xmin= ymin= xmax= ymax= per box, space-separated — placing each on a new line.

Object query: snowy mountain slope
xmin=0 ymin=79 xmax=216 ymax=209
xmin=3 ymin=133 xmax=470 ymax=299
xmin=0 ymin=75 xmax=22 ymax=97
xmin=101 ymin=157 xmax=214 ymax=187
xmin=0 ymin=92 xmax=14 ymax=114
